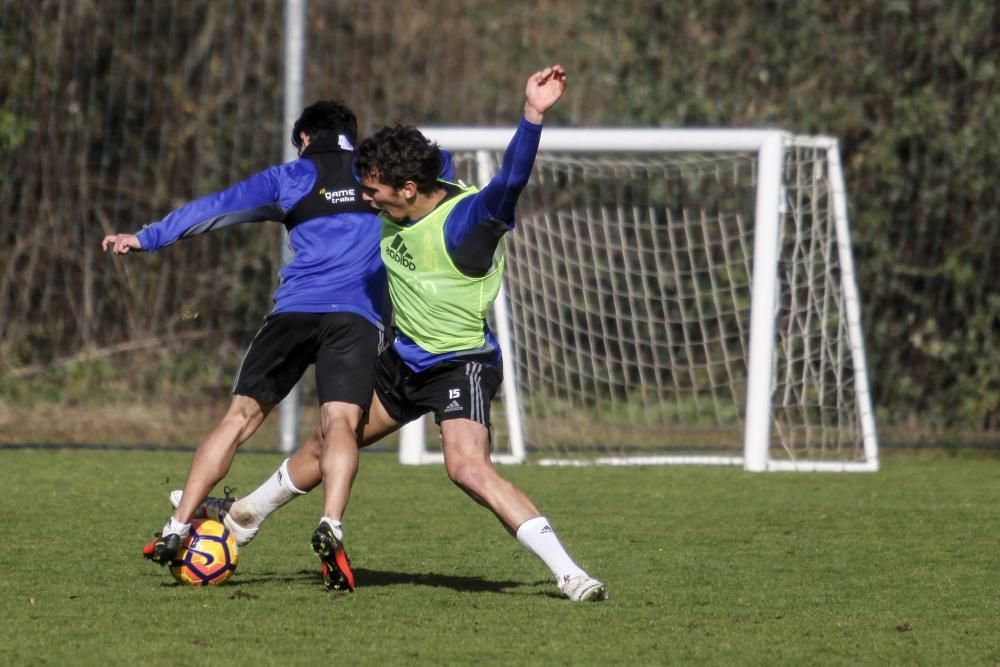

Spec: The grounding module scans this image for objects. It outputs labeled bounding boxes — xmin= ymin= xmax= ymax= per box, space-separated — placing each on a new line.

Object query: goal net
xmin=403 ymin=128 xmax=878 ymax=472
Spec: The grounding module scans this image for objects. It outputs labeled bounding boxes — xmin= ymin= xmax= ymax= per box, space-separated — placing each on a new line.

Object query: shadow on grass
xmin=217 ymin=567 xmax=540 ymax=594
xmin=154 ymin=570 xmax=317 ymax=588
xmin=352 ymin=567 xmax=531 ymax=594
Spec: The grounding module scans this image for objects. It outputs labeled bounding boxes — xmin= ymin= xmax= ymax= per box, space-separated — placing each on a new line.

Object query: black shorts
xmin=374 ymin=347 xmax=503 ymax=427
xmin=233 ymin=312 xmax=383 ymax=407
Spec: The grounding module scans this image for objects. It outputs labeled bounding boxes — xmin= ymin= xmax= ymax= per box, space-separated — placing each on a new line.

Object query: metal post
xmin=277 ymin=0 xmax=306 ymax=453
xmin=742 ymin=132 xmax=786 ymax=471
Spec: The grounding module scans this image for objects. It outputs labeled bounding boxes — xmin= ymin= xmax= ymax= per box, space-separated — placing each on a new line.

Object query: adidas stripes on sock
xmin=515 ymin=516 xmax=586 ymax=582
xmin=230 ymin=458 xmax=306 ymax=527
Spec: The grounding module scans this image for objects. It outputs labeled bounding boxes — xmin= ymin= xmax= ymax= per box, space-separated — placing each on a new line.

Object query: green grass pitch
xmin=1 ymin=448 xmax=998 ymax=665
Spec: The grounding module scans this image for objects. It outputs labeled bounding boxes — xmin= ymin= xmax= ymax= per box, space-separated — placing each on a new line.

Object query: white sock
xmin=320 ymin=516 xmax=344 ymax=541
xmin=163 ymin=516 xmax=191 ymax=539
xmin=515 ymin=516 xmax=586 ymax=582
xmin=230 ymin=459 xmax=306 ymax=528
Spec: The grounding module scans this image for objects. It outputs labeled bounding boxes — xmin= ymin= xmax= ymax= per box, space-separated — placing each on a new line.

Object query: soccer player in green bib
xmin=355 ymin=63 xmax=604 ymax=602
xmin=173 ymin=65 xmax=606 ymax=602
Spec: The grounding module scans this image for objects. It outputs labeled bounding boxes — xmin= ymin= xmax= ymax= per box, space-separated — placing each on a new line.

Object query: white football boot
xmin=559 ymin=574 xmax=608 ymax=602
xmin=169 ymin=490 xmax=258 ymax=546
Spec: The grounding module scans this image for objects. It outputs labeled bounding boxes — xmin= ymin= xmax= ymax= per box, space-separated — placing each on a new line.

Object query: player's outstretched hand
xmin=524 ymin=64 xmax=567 ymax=124
xmin=101 ymin=233 xmax=142 ymax=255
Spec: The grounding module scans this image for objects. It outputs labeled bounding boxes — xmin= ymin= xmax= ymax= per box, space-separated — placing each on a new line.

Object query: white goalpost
xmin=399 ymin=128 xmax=878 ymax=472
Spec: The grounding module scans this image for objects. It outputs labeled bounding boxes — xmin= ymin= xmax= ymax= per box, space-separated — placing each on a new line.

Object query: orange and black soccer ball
xmin=169 ymin=519 xmax=239 ymax=586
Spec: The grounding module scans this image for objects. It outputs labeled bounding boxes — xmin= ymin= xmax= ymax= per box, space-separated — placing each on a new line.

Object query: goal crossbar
xmin=422 ymin=127 xmax=792 ymax=153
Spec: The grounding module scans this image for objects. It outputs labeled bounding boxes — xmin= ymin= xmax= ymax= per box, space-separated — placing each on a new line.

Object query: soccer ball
xmin=169 ymin=519 xmax=239 ymax=586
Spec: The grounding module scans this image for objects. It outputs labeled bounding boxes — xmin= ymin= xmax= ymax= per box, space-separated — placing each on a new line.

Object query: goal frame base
xmin=536 ymin=456 xmax=878 ymax=472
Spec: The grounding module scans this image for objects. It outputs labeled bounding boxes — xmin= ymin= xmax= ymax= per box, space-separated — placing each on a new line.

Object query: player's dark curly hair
xmin=355 ymin=125 xmax=442 ymax=194
xmin=291 ymin=100 xmax=358 ymax=151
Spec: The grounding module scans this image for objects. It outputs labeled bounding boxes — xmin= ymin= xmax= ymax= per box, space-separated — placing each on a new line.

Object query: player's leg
xmin=308 ymin=313 xmax=384 ymax=590
xmin=145 ymin=314 xmax=312 ymax=563
xmin=311 ymin=401 xmax=364 ymax=591
xmin=439 ymin=418 xmax=540 ymax=531
xmin=434 ymin=363 xmax=607 ymax=602
xmin=171 ymin=427 xmax=321 ymax=546
xmin=272 ymin=388 xmax=407 ymax=489
xmin=317 ymin=401 xmax=364 ymax=521
xmin=280 ymin=384 xmax=405 ymax=492
xmin=311 ymin=345 xmax=433 ymax=589
xmin=144 ymin=394 xmax=274 ymax=563
xmin=177 ymin=391 xmax=405 ymax=549
xmin=172 ymin=347 xmax=409 ymax=554
xmin=439 ymin=419 xmax=606 ymax=601
xmin=285 ymin=425 xmax=324 ymax=490
xmin=312 ymin=339 xmax=417 ymax=530
xmin=172 ymin=394 xmax=273 ymax=525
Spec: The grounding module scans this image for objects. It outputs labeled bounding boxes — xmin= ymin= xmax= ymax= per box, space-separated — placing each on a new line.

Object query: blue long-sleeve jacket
xmin=135 ymin=136 xmax=388 ymax=327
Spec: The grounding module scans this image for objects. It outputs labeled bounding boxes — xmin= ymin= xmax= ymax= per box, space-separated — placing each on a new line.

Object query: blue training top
xmin=135 ymin=137 xmax=456 ymax=331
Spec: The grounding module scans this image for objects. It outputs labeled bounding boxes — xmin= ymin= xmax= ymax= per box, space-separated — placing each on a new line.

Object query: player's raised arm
xmin=523 ymin=64 xmax=567 ymax=125
xmin=466 ymin=65 xmax=568 ymax=225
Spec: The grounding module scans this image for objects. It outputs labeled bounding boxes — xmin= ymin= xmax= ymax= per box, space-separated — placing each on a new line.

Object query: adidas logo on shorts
xmin=443 ymin=400 xmax=463 ymax=413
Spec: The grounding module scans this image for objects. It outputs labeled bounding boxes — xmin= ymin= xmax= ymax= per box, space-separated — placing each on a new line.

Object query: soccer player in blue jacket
xmin=103 ymin=101 xmax=455 ymax=568
xmin=174 ymin=65 xmax=607 ymax=601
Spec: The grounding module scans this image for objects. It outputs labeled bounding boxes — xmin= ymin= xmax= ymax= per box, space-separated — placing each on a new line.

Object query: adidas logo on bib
xmin=386 ymin=235 xmax=416 ymax=270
